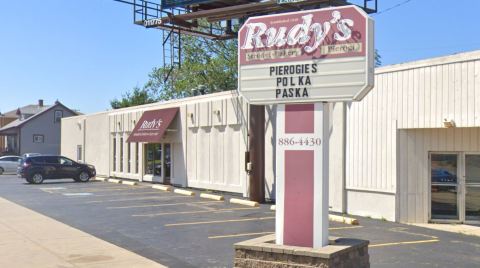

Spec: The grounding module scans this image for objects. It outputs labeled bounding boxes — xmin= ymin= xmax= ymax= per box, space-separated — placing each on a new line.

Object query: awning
xmin=126 ymin=107 xmax=179 ymax=143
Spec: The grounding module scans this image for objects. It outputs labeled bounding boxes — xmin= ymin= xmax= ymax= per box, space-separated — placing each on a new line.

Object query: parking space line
xmin=208 ymin=226 xmax=363 ymax=239
xmin=63 ymin=187 xmax=141 ymax=193
xmin=85 ymin=195 xmax=189 ymax=203
xmin=329 ymin=226 xmax=363 ymax=230
xmin=186 ymin=202 xmax=218 ymax=211
xmin=165 ymin=216 xmax=275 ymax=227
xmin=107 ymin=201 xmax=223 ymax=209
xmin=388 ymin=227 xmax=438 ymax=239
xmin=209 ymin=232 xmax=274 ymax=239
xmin=133 ymin=207 xmax=259 ymax=217
xmin=94 ymin=191 xmax=172 ymax=197
xmin=369 ymin=239 xmax=440 ymax=248
xmin=58 ymin=188 xmax=131 ymax=194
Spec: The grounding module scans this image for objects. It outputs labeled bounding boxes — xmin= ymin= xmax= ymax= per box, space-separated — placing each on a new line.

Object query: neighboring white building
xmin=61 ymin=50 xmax=480 ymax=225
xmin=61 ymin=92 xmax=250 ymax=195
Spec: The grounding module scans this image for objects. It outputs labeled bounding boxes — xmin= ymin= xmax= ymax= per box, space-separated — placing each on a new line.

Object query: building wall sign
xmin=126 ymin=107 xmax=178 ymax=143
xmin=238 ymin=5 xmax=374 ymax=104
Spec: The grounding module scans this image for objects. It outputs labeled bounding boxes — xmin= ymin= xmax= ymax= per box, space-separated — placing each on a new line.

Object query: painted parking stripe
xmin=62 ymin=193 xmax=93 ymax=196
xmin=94 ymin=191 xmax=170 ymax=197
xmin=388 ymin=227 xmax=438 ymax=239
xmin=208 ymin=226 xmax=363 ymax=239
xmin=165 ymin=217 xmax=275 ymax=227
xmin=329 ymin=226 xmax=363 ymax=231
xmin=107 ymin=201 xmax=223 ymax=209
xmin=209 ymin=232 xmax=274 ymax=239
xmin=133 ymin=207 xmax=259 ymax=217
xmin=85 ymin=195 xmax=189 ymax=203
xmin=40 ymin=187 xmax=66 ymax=190
xmin=369 ymin=239 xmax=440 ymax=248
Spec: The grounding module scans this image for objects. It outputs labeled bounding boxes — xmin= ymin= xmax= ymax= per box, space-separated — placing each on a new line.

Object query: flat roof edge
xmin=375 ymin=49 xmax=480 ymax=75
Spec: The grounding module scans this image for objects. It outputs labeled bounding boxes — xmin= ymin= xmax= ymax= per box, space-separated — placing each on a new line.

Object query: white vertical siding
xmin=399 ymin=127 xmax=480 ymax=223
xmin=346 ymin=73 xmax=398 ymax=193
xmin=185 ymin=95 xmax=248 ymax=194
xmin=346 ymin=51 xmax=480 ymax=222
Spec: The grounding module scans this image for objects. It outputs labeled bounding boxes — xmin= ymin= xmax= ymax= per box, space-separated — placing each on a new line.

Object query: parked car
xmin=0 ymin=155 xmax=22 ymax=174
xmin=22 ymin=153 xmax=41 ymax=158
xmin=17 ymin=155 xmax=96 ymax=184
xmin=431 ymin=168 xmax=457 ymax=183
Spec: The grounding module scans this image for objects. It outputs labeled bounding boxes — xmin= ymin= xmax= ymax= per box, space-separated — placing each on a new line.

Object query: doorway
xmin=430 ymin=153 xmax=480 ymax=224
xmin=144 ymin=143 xmax=172 ymax=184
xmin=164 ymin=144 xmax=171 ymax=185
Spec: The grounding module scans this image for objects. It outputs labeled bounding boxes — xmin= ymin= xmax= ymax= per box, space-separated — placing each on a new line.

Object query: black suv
xmin=18 ymin=155 xmax=96 ymax=184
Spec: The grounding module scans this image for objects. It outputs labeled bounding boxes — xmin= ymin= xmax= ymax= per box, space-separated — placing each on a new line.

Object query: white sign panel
xmin=238 ymin=5 xmax=374 ymax=104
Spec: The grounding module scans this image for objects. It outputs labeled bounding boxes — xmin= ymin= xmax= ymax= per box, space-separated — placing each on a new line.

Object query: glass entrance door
xmin=164 ymin=144 xmax=171 ymax=185
xmin=145 ymin=143 xmax=162 ymax=178
xmin=465 ymin=155 xmax=480 ymax=223
xmin=430 ymin=153 xmax=459 ymax=221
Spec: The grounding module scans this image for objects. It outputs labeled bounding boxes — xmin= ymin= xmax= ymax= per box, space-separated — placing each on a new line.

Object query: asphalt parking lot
xmin=1 ymin=175 xmax=480 ymax=268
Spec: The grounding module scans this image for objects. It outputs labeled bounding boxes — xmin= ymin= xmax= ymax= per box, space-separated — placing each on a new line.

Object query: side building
xmin=61 ymin=92 xmax=250 ymax=195
xmin=0 ymin=100 xmax=78 ymax=155
xmin=61 ymin=50 xmax=480 ymax=226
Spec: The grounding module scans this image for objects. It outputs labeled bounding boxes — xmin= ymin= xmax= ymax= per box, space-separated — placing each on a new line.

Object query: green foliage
xmin=110 ymin=33 xmax=382 ymax=109
xmin=110 ymin=34 xmax=238 ymax=109
xmin=110 ymin=86 xmax=156 ymax=109
xmin=375 ymin=49 xmax=382 ymax=67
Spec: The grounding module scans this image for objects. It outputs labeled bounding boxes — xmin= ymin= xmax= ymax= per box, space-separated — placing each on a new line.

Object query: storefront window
xmin=112 ymin=137 xmax=116 ymax=172
xmin=135 ymin=143 xmax=139 ymax=174
xmin=127 ymin=142 xmax=131 ymax=173
xmin=120 ymin=137 xmax=124 ymax=172
xmin=145 ymin=143 xmax=162 ymax=176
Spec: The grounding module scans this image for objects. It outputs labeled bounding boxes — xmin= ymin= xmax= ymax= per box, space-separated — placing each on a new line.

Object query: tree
xmin=375 ymin=49 xmax=382 ymax=67
xmin=111 ymin=34 xmax=382 ymax=109
xmin=110 ymin=34 xmax=237 ymax=109
xmin=110 ymin=86 xmax=156 ymax=109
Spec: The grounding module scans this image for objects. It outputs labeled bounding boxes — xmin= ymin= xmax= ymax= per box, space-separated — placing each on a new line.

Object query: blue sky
xmin=1 ymin=0 xmax=479 ymax=114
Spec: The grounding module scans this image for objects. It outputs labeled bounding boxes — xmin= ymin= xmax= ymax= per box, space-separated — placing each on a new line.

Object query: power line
xmin=373 ymin=0 xmax=414 ymax=16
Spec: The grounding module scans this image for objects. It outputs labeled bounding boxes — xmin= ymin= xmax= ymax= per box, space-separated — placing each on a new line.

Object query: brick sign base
xmin=234 ymin=234 xmax=369 ymax=268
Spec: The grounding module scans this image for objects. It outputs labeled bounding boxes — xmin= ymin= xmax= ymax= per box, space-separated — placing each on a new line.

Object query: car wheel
xmin=77 ymin=171 xmax=90 ymax=182
xmin=0 ymin=167 xmax=3 ymax=175
xmin=31 ymin=173 xmax=44 ymax=184
xmin=26 ymin=178 xmax=34 ymax=184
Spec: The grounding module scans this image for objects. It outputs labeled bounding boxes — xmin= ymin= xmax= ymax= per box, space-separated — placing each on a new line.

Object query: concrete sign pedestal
xmin=234 ymin=234 xmax=370 ymax=268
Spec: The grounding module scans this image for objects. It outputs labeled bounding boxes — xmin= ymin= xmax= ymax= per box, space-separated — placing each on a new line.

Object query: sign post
xmin=275 ymin=103 xmax=329 ymax=247
xmin=238 ymin=5 xmax=374 ymax=249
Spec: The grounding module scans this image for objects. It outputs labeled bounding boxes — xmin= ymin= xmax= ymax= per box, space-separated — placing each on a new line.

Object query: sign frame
xmin=237 ymin=5 xmax=374 ymax=105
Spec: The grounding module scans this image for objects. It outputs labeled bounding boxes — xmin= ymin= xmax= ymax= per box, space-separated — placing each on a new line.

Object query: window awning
xmin=126 ymin=107 xmax=179 ymax=143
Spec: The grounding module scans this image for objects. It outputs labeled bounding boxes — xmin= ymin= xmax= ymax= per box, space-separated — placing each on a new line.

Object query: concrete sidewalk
xmin=412 ymin=223 xmax=480 ymax=237
xmin=0 ymin=197 xmax=166 ymax=268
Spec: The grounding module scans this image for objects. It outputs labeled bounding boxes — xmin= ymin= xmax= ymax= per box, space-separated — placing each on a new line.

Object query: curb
xmin=152 ymin=185 xmax=172 ymax=192
xmin=329 ymin=214 xmax=359 ymax=225
xmin=108 ymin=178 xmax=122 ymax=184
xmin=122 ymin=181 xmax=138 ymax=186
xmin=200 ymin=193 xmax=224 ymax=201
xmin=230 ymin=198 xmax=259 ymax=207
xmin=93 ymin=177 xmax=107 ymax=182
xmin=173 ymin=189 xmax=195 ymax=196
